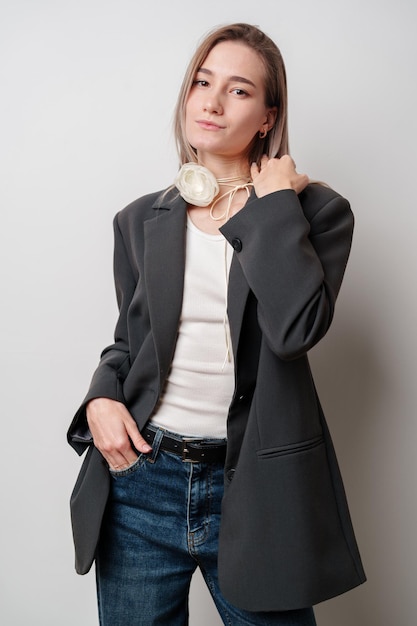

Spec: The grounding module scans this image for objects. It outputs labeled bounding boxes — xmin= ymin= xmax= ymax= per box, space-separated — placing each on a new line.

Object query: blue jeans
xmin=96 ymin=427 xmax=317 ymax=626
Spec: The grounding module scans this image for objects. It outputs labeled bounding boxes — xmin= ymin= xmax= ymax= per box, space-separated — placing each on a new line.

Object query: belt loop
xmin=147 ymin=427 xmax=164 ymax=464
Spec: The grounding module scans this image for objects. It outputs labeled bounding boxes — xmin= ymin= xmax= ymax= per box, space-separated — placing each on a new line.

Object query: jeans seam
xmin=187 ymin=464 xmax=212 ymax=554
xmin=198 ymin=565 xmax=233 ymax=626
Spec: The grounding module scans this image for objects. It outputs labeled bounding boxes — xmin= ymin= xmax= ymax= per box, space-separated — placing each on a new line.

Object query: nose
xmin=203 ymin=91 xmax=223 ymax=115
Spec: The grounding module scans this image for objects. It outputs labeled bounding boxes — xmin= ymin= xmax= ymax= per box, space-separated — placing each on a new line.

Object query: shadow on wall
xmin=310 ymin=300 xmax=387 ymax=626
xmin=310 ymin=303 xmax=383 ymax=453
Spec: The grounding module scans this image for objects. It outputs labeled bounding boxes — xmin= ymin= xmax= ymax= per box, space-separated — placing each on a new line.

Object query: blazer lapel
xmin=143 ymin=188 xmax=250 ymax=389
xmin=144 ymin=191 xmax=187 ymax=388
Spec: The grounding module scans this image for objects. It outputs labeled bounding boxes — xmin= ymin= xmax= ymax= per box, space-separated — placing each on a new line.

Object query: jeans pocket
xmin=109 ymin=454 xmax=148 ymax=477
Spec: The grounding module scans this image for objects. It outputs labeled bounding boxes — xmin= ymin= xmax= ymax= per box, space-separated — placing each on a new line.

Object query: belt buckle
xmin=181 ymin=438 xmax=201 ymax=463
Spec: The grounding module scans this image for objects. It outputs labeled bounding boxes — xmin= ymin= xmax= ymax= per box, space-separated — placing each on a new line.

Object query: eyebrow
xmin=197 ymin=67 xmax=257 ymax=88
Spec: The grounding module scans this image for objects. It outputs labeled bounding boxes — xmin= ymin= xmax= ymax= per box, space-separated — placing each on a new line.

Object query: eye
xmin=192 ymin=79 xmax=209 ymax=87
xmin=231 ymin=88 xmax=248 ymax=97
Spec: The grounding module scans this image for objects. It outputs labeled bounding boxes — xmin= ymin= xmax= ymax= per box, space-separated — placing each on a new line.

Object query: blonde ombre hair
xmin=174 ymin=23 xmax=289 ymax=167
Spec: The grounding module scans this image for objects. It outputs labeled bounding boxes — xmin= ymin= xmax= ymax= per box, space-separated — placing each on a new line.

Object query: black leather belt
xmin=143 ymin=426 xmax=227 ymax=464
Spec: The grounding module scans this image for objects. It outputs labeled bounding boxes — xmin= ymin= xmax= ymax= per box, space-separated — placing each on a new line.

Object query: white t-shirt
xmin=150 ymin=216 xmax=234 ymax=438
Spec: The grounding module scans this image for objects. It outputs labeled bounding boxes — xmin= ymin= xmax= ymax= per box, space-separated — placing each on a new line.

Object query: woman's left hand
xmin=251 ymin=155 xmax=309 ymax=197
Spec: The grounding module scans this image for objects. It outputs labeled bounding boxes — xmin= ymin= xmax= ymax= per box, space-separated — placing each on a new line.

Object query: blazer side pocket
xmin=257 ymin=435 xmax=324 ymax=459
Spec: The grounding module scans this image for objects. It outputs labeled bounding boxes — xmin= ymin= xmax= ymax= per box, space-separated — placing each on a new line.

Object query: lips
xmin=196 ymin=119 xmax=225 ymax=130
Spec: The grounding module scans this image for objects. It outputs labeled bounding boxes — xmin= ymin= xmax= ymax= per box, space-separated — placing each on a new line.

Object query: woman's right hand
xmin=251 ymin=155 xmax=309 ymax=197
xmin=86 ymin=398 xmax=152 ymax=470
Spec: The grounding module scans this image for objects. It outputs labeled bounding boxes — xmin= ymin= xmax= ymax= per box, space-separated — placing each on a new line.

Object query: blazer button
xmin=231 ymin=237 xmax=242 ymax=252
xmin=226 ymin=468 xmax=236 ymax=482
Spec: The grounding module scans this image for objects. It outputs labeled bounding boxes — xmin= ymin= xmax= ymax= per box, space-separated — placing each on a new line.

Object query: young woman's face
xmin=185 ymin=41 xmax=276 ymax=166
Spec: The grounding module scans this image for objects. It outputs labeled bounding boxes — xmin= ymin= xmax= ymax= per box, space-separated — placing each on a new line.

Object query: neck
xmin=197 ymin=154 xmax=250 ymax=181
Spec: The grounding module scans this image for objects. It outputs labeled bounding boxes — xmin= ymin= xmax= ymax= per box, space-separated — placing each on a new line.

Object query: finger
xmin=126 ymin=419 xmax=152 ymax=454
xmin=98 ymin=437 xmax=137 ymax=468
xmin=299 ymin=173 xmax=310 ymax=189
xmin=279 ymin=154 xmax=297 ymax=171
xmin=108 ymin=455 xmax=133 ymax=471
xmin=99 ymin=447 xmax=132 ymax=470
xmin=250 ymin=162 xmax=259 ymax=177
xmin=260 ymin=154 xmax=269 ymax=169
xmin=107 ymin=440 xmax=141 ymax=470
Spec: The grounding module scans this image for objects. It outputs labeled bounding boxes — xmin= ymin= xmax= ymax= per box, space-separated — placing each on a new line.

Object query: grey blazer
xmin=68 ymin=184 xmax=366 ymax=611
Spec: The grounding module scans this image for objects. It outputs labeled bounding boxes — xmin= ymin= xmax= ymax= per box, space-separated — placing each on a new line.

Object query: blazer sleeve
xmin=67 ymin=212 xmax=138 ymax=454
xmin=220 ymin=185 xmax=354 ymax=361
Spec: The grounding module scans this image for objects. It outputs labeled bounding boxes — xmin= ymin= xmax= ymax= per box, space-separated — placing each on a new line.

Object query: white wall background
xmin=1 ymin=0 xmax=416 ymax=624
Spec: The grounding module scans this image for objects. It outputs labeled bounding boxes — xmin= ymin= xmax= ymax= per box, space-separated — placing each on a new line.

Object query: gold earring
xmin=259 ymin=128 xmax=268 ymax=139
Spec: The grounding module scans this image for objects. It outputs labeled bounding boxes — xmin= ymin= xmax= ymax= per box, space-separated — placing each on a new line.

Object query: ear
xmin=265 ymin=107 xmax=278 ymax=131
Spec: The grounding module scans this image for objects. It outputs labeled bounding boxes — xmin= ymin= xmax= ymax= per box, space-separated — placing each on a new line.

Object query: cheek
xmin=184 ymin=111 xmax=193 ymax=141
xmin=185 ymin=90 xmax=199 ymax=115
xmin=236 ymin=112 xmax=263 ymax=140
xmin=184 ymin=96 xmax=196 ymax=129
xmin=184 ymin=101 xmax=199 ymax=145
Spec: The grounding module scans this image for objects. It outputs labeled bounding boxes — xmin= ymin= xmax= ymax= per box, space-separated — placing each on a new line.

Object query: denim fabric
xmin=96 ymin=427 xmax=316 ymax=626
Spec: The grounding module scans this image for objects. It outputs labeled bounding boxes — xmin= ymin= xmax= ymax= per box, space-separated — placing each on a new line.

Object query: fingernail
xmin=142 ymin=444 xmax=152 ymax=453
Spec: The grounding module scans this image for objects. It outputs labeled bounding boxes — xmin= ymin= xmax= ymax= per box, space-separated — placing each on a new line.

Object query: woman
xmin=68 ymin=23 xmax=366 ymax=625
